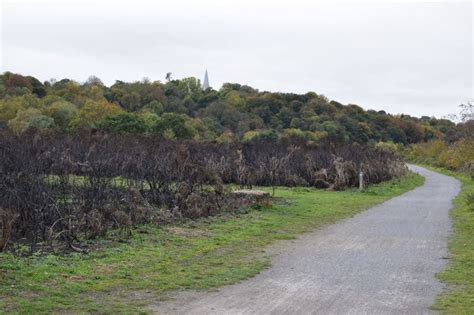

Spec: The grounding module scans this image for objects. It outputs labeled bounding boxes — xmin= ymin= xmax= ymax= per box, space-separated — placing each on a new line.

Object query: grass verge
xmin=424 ymin=166 xmax=474 ymax=314
xmin=0 ymin=172 xmax=423 ymax=314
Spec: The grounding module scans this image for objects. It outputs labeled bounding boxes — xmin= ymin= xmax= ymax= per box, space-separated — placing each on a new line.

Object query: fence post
xmin=359 ymin=171 xmax=364 ymax=191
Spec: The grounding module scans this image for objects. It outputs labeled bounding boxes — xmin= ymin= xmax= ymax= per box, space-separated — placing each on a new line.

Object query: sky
xmin=0 ymin=0 xmax=472 ymax=118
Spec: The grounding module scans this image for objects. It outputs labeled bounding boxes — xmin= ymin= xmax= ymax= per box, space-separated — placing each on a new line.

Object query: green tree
xmin=142 ymin=100 xmax=164 ymax=115
xmin=139 ymin=112 xmax=161 ymax=131
xmin=254 ymin=129 xmax=278 ymax=141
xmin=0 ymin=95 xmax=42 ymax=126
xmin=27 ymin=76 xmax=47 ymax=97
xmin=97 ymin=113 xmax=147 ymax=133
xmin=8 ymin=108 xmax=54 ymax=134
xmin=44 ymin=101 xmax=78 ymax=129
xmin=151 ymin=113 xmax=196 ymax=139
xmin=69 ymin=100 xmax=123 ymax=129
xmin=225 ymin=91 xmax=246 ymax=108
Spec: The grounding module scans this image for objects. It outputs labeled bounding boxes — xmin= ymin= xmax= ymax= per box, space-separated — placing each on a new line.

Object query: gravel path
xmin=154 ymin=165 xmax=460 ymax=314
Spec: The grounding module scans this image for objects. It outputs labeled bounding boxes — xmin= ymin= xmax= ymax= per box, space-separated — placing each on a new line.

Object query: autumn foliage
xmin=0 ymin=72 xmax=455 ymax=144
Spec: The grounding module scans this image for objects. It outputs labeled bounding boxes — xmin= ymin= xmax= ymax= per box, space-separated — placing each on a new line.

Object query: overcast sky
xmin=0 ymin=0 xmax=472 ymax=118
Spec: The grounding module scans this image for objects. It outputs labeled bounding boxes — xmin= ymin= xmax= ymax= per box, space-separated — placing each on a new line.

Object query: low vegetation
xmin=405 ymin=139 xmax=474 ymax=177
xmin=404 ymin=103 xmax=473 ymax=177
xmin=0 ymin=172 xmax=423 ymax=313
xmin=0 ymin=129 xmax=406 ymax=253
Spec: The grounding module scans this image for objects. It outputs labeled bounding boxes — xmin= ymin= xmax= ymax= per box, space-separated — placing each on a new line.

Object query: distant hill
xmin=0 ymin=72 xmax=458 ymax=144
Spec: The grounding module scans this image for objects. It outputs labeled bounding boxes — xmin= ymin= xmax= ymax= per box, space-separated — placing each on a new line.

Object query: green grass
xmin=424 ymin=166 xmax=474 ymax=314
xmin=0 ymin=172 xmax=423 ymax=314
xmin=45 ymin=174 xmax=152 ymax=190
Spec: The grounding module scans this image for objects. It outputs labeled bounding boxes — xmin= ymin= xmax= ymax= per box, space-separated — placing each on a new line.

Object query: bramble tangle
xmin=0 ymin=129 xmax=405 ymax=252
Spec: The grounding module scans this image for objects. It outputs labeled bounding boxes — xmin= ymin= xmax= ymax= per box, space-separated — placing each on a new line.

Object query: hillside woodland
xmin=0 ymin=72 xmax=461 ymax=144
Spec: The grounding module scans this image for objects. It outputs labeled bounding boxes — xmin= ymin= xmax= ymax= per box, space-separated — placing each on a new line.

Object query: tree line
xmin=0 ymin=72 xmax=461 ymax=144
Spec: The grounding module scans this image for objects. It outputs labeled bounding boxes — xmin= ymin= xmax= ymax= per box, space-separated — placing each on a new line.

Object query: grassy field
xmin=0 ymin=173 xmax=423 ymax=314
xmin=428 ymin=167 xmax=474 ymax=313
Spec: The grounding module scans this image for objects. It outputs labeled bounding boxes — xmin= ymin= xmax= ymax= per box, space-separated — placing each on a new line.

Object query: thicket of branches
xmin=0 ymin=129 xmax=406 ymax=252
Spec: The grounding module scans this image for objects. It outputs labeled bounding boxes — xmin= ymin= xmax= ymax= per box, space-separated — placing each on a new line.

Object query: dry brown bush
xmin=0 ymin=129 xmax=405 ymax=251
xmin=0 ymin=208 xmax=17 ymax=251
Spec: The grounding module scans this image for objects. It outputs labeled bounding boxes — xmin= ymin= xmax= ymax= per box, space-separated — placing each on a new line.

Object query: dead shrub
xmin=0 ymin=129 xmax=405 ymax=252
xmin=0 ymin=208 xmax=17 ymax=251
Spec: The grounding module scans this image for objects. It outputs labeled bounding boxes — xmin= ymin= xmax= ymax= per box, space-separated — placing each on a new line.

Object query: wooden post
xmin=359 ymin=171 xmax=364 ymax=191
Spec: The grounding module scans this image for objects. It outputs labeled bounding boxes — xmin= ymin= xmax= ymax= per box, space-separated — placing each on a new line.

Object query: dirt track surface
xmin=153 ymin=165 xmax=460 ymax=314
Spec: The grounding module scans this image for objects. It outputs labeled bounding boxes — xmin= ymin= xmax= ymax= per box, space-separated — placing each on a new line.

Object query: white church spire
xmin=202 ymin=69 xmax=210 ymax=89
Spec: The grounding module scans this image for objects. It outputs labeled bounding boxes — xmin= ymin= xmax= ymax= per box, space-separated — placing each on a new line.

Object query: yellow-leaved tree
xmin=69 ymin=100 xmax=124 ymax=129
